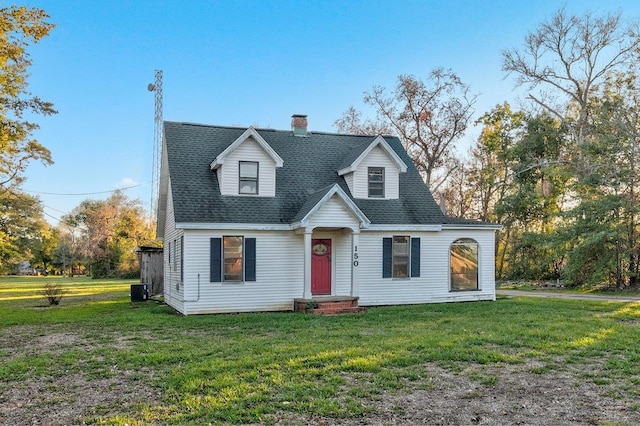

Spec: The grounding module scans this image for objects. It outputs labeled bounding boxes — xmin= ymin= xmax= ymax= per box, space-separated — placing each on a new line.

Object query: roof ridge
xmin=164 ymin=120 xmax=396 ymax=138
xmin=165 ymin=121 xmax=278 ymax=131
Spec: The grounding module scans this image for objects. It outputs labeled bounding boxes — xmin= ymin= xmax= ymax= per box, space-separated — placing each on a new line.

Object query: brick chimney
xmin=291 ymin=114 xmax=308 ymax=137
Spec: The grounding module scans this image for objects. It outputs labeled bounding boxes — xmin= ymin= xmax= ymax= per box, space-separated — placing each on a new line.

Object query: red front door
xmin=311 ymin=239 xmax=331 ymax=295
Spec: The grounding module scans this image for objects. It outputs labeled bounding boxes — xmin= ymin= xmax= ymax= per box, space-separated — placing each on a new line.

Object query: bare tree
xmin=335 ymin=69 xmax=476 ymax=192
xmin=502 ymin=7 xmax=640 ymax=146
xmin=334 ymin=106 xmax=394 ymax=135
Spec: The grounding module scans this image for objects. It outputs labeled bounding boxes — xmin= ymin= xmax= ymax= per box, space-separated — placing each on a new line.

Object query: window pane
xmin=240 ymin=162 xmax=258 ymax=178
xmin=240 ymin=180 xmax=257 ymax=194
xmin=368 ymin=167 xmax=384 ymax=198
xmin=369 ymin=183 xmax=384 ymax=197
xmin=393 ymin=236 xmax=409 ymax=278
xmin=239 ymin=162 xmax=258 ymax=194
xmin=450 ymin=239 xmax=478 ymax=291
xmin=223 ymin=236 xmax=243 ymax=281
xmin=369 ymin=169 xmax=384 ymax=181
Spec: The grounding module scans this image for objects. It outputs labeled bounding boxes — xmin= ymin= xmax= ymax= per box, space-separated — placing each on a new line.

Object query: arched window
xmin=450 ymin=238 xmax=479 ymax=291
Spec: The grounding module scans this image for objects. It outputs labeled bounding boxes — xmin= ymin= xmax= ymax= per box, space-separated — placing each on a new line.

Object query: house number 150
xmin=353 ymin=245 xmax=359 ymax=267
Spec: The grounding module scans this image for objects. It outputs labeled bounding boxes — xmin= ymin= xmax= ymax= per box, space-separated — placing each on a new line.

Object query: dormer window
xmin=368 ymin=167 xmax=384 ymax=198
xmin=239 ymin=161 xmax=258 ymax=194
xmin=337 ymin=136 xmax=407 ymax=200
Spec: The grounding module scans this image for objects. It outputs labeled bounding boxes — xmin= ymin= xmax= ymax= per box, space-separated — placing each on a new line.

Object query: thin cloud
xmin=116 ymin=177 xmax=141 ymax=188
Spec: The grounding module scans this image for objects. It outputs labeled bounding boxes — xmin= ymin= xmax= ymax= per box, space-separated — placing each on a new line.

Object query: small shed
xmin=135 ymin=246 xmax=164 ymax=297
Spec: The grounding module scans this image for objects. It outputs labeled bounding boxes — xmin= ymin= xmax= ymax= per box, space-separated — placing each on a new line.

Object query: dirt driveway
xmin=496 ymin=289 xmax=640 ymax=303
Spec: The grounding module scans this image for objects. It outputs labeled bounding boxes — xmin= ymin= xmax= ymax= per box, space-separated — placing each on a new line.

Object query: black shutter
xmin=382 ymin=237 xmax=392 ymax=278
xmin=210 ymin=238 xmax=222 ymax=282
xmin=244 ymin=238 xmax=256 ymax=281
xmin=410 ymin=237 xmax=421 ymax=277
xmin=180 ymin=236 xmax=184 ymax=281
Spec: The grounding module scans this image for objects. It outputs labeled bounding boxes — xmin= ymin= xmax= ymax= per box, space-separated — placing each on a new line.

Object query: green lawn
xmin=1 ymin=276 xmax=640 ymax=424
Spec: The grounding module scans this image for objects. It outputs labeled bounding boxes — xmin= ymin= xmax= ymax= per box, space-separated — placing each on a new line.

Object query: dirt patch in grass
xmin=0 ymin=370 xmax=161 ymax=425
xmin=4 ymin=357 xmax=639 ymax=425
xmin=272 ymin=362 xmax=640 ymax=426
xmin=0 ymin=327 xmax=162 ymax=425
xmin=371 ymin=363 xmax=639 ymax=426
xmin=0 ymin=326 xmax=138 ymax=361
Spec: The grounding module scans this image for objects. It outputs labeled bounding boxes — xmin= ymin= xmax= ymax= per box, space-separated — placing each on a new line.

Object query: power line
xmin=42 ymin=209 xmax=64 ymax=224
xmin=43 ymin=204 xmax=68 ymax=215
xmin=21 ymin=183 xmax=144 ymax=196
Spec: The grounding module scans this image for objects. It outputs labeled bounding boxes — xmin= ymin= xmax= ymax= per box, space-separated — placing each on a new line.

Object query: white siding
xmin=180 ymin=228 xmax=358 ymax=314
xmin=350 ymin=146 xmax=400 ymax=199
xmin=356 ymin=229 xmax=496 ymax=306
xmin=170 ymin=224 xmax=496 ymax=314
xmin=162 ymin=182 xmax=185 ymax=314
xmin=332 ymin=233 xmax=353 ymax=296
xmin=343 ymin=173 xmax=354 ymax=196
xmin=181 ymin=230 xmax=304 ymax=314
xmin=218 ymin=137 xmax=277 ymax=196
xmin=307 ymin=195 xmax=360 ymax=229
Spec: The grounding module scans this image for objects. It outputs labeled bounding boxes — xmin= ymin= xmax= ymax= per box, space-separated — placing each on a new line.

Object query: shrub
xmin=40 ymin=282 xmax=65 ymax=306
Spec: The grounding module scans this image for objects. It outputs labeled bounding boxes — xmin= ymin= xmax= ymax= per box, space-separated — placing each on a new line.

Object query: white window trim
xmin=223 ymin=235 xmax=245 ymax=282
xmin=449 ymin=238 xmax=480 ymax=291
xmin=239 ymin=161 xmax=259 ymax=195
xmin=368 ymin=167 xmax=385 ymax=198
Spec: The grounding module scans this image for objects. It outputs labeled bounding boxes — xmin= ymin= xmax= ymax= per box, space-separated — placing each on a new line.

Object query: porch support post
xmin=351 ymin=229 xmax=360 ymax=297
xmin=303 ymin=228 xmax=312 ymax=299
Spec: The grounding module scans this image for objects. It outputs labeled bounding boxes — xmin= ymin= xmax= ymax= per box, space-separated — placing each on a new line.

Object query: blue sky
xmin=21 ymin=0 xmax=640 ymax=224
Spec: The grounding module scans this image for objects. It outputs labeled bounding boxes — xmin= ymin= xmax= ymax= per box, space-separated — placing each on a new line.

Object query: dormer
xmin=338 ymin=135 xmax=408 ymax=199
xmin=210 ymin=127 xmax=284 ymax=197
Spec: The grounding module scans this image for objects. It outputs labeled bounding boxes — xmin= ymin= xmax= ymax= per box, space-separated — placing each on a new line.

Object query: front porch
xmin=294 ymin=296 xmax=366 ymax=315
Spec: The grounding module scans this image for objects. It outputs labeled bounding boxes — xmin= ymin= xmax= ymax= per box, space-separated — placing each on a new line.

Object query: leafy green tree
xmin=0 ymin=6 xmax=55 ymax=273
xmin=66 ymin=191 xmax=155 ymax=278
xmin=0 ymin=190 xmax=50 ymax=273
xmin=498 ymin=115 xmax=571 ymax=281
xmin=466 ymin=104 xmax=525 ymax=278
xmin=495 ymin=7 xmax=640 ymax=286
xmin=25 ymin=218 xmax=57 ymax=273
xmin=52 ymin=233 xmax=74 ymax=275
xmin=52 ymin=220 xmax=83 ymax=276
xmin=560 ymin=72 xmax=640 ymax=288
xmin=467 ymin=103 xmax=524 ymax=223
xmin=0 ymin=5 xmax=55 ymax=189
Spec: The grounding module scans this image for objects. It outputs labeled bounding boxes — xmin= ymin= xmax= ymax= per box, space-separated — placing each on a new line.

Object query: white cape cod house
xmin=156 ymin=115 xmax=500 ymax=315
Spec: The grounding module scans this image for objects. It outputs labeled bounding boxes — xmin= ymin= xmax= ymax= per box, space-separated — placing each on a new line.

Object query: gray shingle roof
xmin=163 ymin=121 xmax=468 ymax=226
xmin=337 ymin=139 xmax=375 ymax=171
xmin=291 ymin=185 xmax=337 ymax=224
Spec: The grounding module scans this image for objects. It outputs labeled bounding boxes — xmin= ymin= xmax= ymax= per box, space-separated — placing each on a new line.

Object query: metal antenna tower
xmin=147 ymin=69 xmax=163 ymax=223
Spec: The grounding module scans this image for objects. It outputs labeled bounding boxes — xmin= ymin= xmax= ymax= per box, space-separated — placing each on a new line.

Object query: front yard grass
xmin=1 ymin=276 xmax=640 ymax=424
